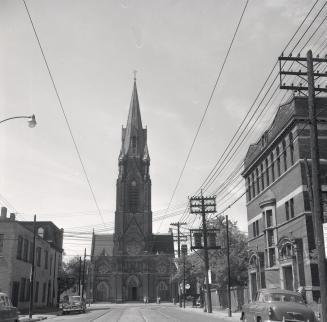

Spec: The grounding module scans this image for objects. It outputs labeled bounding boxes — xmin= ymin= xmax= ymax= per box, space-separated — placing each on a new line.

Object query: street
xmin=31 ymin=303 xmax=240 ymax=322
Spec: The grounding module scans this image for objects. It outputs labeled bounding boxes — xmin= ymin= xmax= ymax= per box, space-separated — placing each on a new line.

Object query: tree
xmin=207 ymin=215 xmax=248 ymax=289
xmin=185 ymin=215 xmax=248 ymax=290
xmin=58 ymin=256 xmax=90 ymax=295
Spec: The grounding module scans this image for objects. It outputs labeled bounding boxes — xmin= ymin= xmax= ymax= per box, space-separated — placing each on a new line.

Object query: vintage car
xmin=0 ymin=292 xmax=19 ymax=322
xmin=241 ymin=289 xmax=317 ymax=322
xmin=60 ymin=295 xmax=86 ymax=314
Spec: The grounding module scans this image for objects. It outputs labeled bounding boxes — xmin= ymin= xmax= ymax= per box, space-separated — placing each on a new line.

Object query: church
xmin=90 ymin=79 xmax=176 ymax=302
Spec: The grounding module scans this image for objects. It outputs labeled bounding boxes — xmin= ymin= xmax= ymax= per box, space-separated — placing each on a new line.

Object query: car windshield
xmin=264 ymin=293 xmax=304 ymax=304
xmin=69 ymin=296 xmax=81 ymax=302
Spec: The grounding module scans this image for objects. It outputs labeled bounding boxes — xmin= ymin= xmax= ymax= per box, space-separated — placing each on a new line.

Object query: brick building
xmin=90 ymin=80 xmax=176 ymax=303
xmin=242 ymin=96 xmax=327 ymax=304
xmin=0 ymin=207 xmax=63 ymax=310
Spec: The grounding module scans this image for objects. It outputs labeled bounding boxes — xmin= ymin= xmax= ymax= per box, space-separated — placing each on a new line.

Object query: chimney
xmin=10 ymin=213 xmax=16 ymax=221
xmin=1 ymin=207 xmax=7 ymax=220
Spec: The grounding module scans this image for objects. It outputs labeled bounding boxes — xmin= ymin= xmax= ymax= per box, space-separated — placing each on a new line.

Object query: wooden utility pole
xmin=170 ymin=222 xmax=187 ymax=258
xmin=78 ymin=257 xmax=82 ymax=296
xmin=190 ymin=194 xmax=216 ymax=314
xmin=307 ymin=50 xmax=327 ymax=321
xmin=29 ymin=215 xmax=36 ymax=319
xmin=226 ymin=215 xmax=231 ymax=317
xmin=170 ymin=222 xmax=187 ymax=307
xmin=279 ymin=50 xmax=327 ymax=321
xmin=81 ymin=248 xmax=86 ymax=299
xmin=181 ymin=244 xmax=188 ymax=309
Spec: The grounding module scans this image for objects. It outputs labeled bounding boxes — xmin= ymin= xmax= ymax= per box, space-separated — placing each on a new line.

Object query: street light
xmin=0 ymin=114 xmax=37 ymax=127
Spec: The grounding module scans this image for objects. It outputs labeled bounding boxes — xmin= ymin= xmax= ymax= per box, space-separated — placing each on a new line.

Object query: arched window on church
xmin=132 ymin=136 xmax=137 ymax=154
xmin=129 ymin=180 xmax=138 ymax=212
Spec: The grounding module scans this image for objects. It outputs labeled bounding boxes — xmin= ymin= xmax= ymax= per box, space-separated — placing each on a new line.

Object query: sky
xmin=0 ymin=0 xmax=321 ymax=258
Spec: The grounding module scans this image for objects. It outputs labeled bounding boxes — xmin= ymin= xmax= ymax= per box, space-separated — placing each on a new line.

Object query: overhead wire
xmin=22 ymin=0 xmax=105 ymax=225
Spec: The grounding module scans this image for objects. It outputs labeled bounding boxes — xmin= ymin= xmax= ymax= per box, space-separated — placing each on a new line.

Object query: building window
xmin=29 ymin=242 xmax=34 ymax=263
xmin=266 ymin=209 xmax=273 ymax=228
xmin=290 ymin=198 xmax=295 ymax=218
xmin=252 ymin=220 xmax=259 ymax=237
xmin=256 ymin=168 xmax=260 ymax=194
xmin=42 ymin=283 xmax=47 ymax=303
xmin=282 ymin=139 xmax=287 ymax=171
xmin=34 ymin=281 xmax=39 ymax=303
xmin=289 ymin=132 xmax=294 ymax=165
xmin=26 ymin=279 xmax=30 ymax=301
xmin=252 ymin=173 xmax=255 ymax=197
xmin=132 ymin=136 xmax=137 ymax=153
xmin=268 ymin=248 xmax=276 ymax=267
xmin=17 ymin=236 xmax=23 ymax=260
xmin=38 ymin=227 xmax=44 ymax=239
xmin=0 ymin=234 xmax=3 ymax=255
xmin=270 ymin=152 xmax=275 ymax=182
xmin=50 ymin=256 xmax=53 ymax=276
xmin=129 ymin=180 xmax=138 ymax=212
xmin=265 ymin=159 xmax=269 ymax=186
xmin=285 ymin=201 xmax=289 ymax=221
xmin=260 ymin=163 xmax=264 ymax=190
xmin=247 ymin=177 xmax=251 ymax=201
xmin=263 ymin=208 xmax=276 ymax=268
xmin=45 ymin=250 xmax=49 ymax=269
xmin=276 ymin=146 xmax=281 ymax=177
xmin=20 ymin=278 xmax=26 ymax=301
xmin=23 ymin=239 xmax=29 ymax=262
xmin=36 ymin=247 xmax=41 ymax=267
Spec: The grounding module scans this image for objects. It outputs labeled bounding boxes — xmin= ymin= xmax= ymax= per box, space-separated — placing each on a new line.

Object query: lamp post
xmin=1 ymin=114 xmax=37 ymax=318
xmin=0 ymin=114 xmax=37 ymax=127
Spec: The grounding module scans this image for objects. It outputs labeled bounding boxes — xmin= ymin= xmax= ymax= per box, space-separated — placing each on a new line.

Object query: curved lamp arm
xmin=0 ymin=115 xmax=37 ymax=128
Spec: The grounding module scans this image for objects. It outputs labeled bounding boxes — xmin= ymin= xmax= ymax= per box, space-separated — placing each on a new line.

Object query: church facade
xmin=90 ymin=80 xmax=176 ymax=302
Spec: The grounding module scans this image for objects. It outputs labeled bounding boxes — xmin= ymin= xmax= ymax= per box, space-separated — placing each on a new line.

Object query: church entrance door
xmin=132 ymin=287 xmax=137 ymax=300
xmin=126 ymin=275 xmax=140 ymax=301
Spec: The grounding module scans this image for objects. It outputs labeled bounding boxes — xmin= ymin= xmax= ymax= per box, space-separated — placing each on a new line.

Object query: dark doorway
xmin=283 ymin=266 xmax=293 ymax=290
xmin=11 ymin=281 xmax=19 ymax=307
xmin=250 ymin=272 xmax=257 ymax=300
xmin=132 ymin=287 xmax=137 ymax=300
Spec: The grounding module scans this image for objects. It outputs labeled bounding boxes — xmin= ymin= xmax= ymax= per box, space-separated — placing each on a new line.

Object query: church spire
xmin=121 ymin=77 xmax=145 ymax=156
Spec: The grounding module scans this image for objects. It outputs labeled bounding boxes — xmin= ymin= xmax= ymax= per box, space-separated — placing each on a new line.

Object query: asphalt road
xmin=45 ymin=303 xmax=238 ymax=322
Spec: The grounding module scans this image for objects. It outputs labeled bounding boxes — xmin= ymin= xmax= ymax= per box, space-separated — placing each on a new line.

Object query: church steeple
xmin=121 ymin=79 xmax=145 ymax=157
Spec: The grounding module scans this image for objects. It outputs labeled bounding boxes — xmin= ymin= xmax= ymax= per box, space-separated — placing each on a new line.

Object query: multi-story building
xmin=242 ymin=96 xmax=327 ymax=304
xmin=90 ymin=80 xmax=176 ymax=303
xmin=0 ymin=207 xmax=64 ymax=310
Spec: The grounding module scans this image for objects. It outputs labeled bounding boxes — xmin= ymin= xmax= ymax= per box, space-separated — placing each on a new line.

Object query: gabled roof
xmin=152 ymin=234 xmax=174 ymax=255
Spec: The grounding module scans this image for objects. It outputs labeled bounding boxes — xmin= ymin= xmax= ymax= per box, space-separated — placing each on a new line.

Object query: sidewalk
xmin=177 ymin=304 xmax=241 ymax=321
xmin=19 ymin=314 xmax=57 ymax=322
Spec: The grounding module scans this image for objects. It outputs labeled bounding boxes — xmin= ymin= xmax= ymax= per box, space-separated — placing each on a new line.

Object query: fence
xmin=210 ymin=286 xmax=249 ymax=312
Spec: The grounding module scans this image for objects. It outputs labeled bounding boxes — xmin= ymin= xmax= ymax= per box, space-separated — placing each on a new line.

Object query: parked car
xmin=60 ymin=295 xmax=86 ymax=314
xmin=241 ymin=289 xmax=317 ymax=322
xmin=0 ymin=292 xmax=19 ymax=322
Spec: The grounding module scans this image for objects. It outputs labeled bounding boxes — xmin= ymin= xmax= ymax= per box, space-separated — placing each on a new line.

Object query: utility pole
xmin=170 ymin=222 xmax=187 ymax=307
xmin=78 ymin=257 xmax=82 ymax=296
xmin=190 ymin=194 xmax=216 ymax=314
xmin=82 ymin=248 xmax=86 ymax=299
xmin=29 ymin=215 xmax=36 ymax=319
xmin=279 ymin=50 xmax=327 ymax=321
xmin=226 ymin=215 xmax=231 ymax=317
xmin=170 ymin=222 xmax=187 ymax=258
xmin=181 ymin=244 xmax=188 ymax=309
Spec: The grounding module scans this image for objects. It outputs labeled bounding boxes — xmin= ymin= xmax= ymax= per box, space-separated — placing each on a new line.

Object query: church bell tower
xmin=114 ymin=79 xmax=152 ymax=256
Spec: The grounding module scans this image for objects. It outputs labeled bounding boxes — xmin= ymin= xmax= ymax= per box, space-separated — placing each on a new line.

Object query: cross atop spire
xmin=133 ymin=70 xmax=137 ymax=82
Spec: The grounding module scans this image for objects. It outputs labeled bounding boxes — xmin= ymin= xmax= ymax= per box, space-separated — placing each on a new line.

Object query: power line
xmin=22 ymin=0 xmax=105 ymax=226
xmin=157 ymin=0 xmax=250 ymax=233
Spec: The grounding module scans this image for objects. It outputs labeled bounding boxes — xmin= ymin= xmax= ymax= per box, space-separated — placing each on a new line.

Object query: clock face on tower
xmin=126 ymin=242 xmax=142 ymax=255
